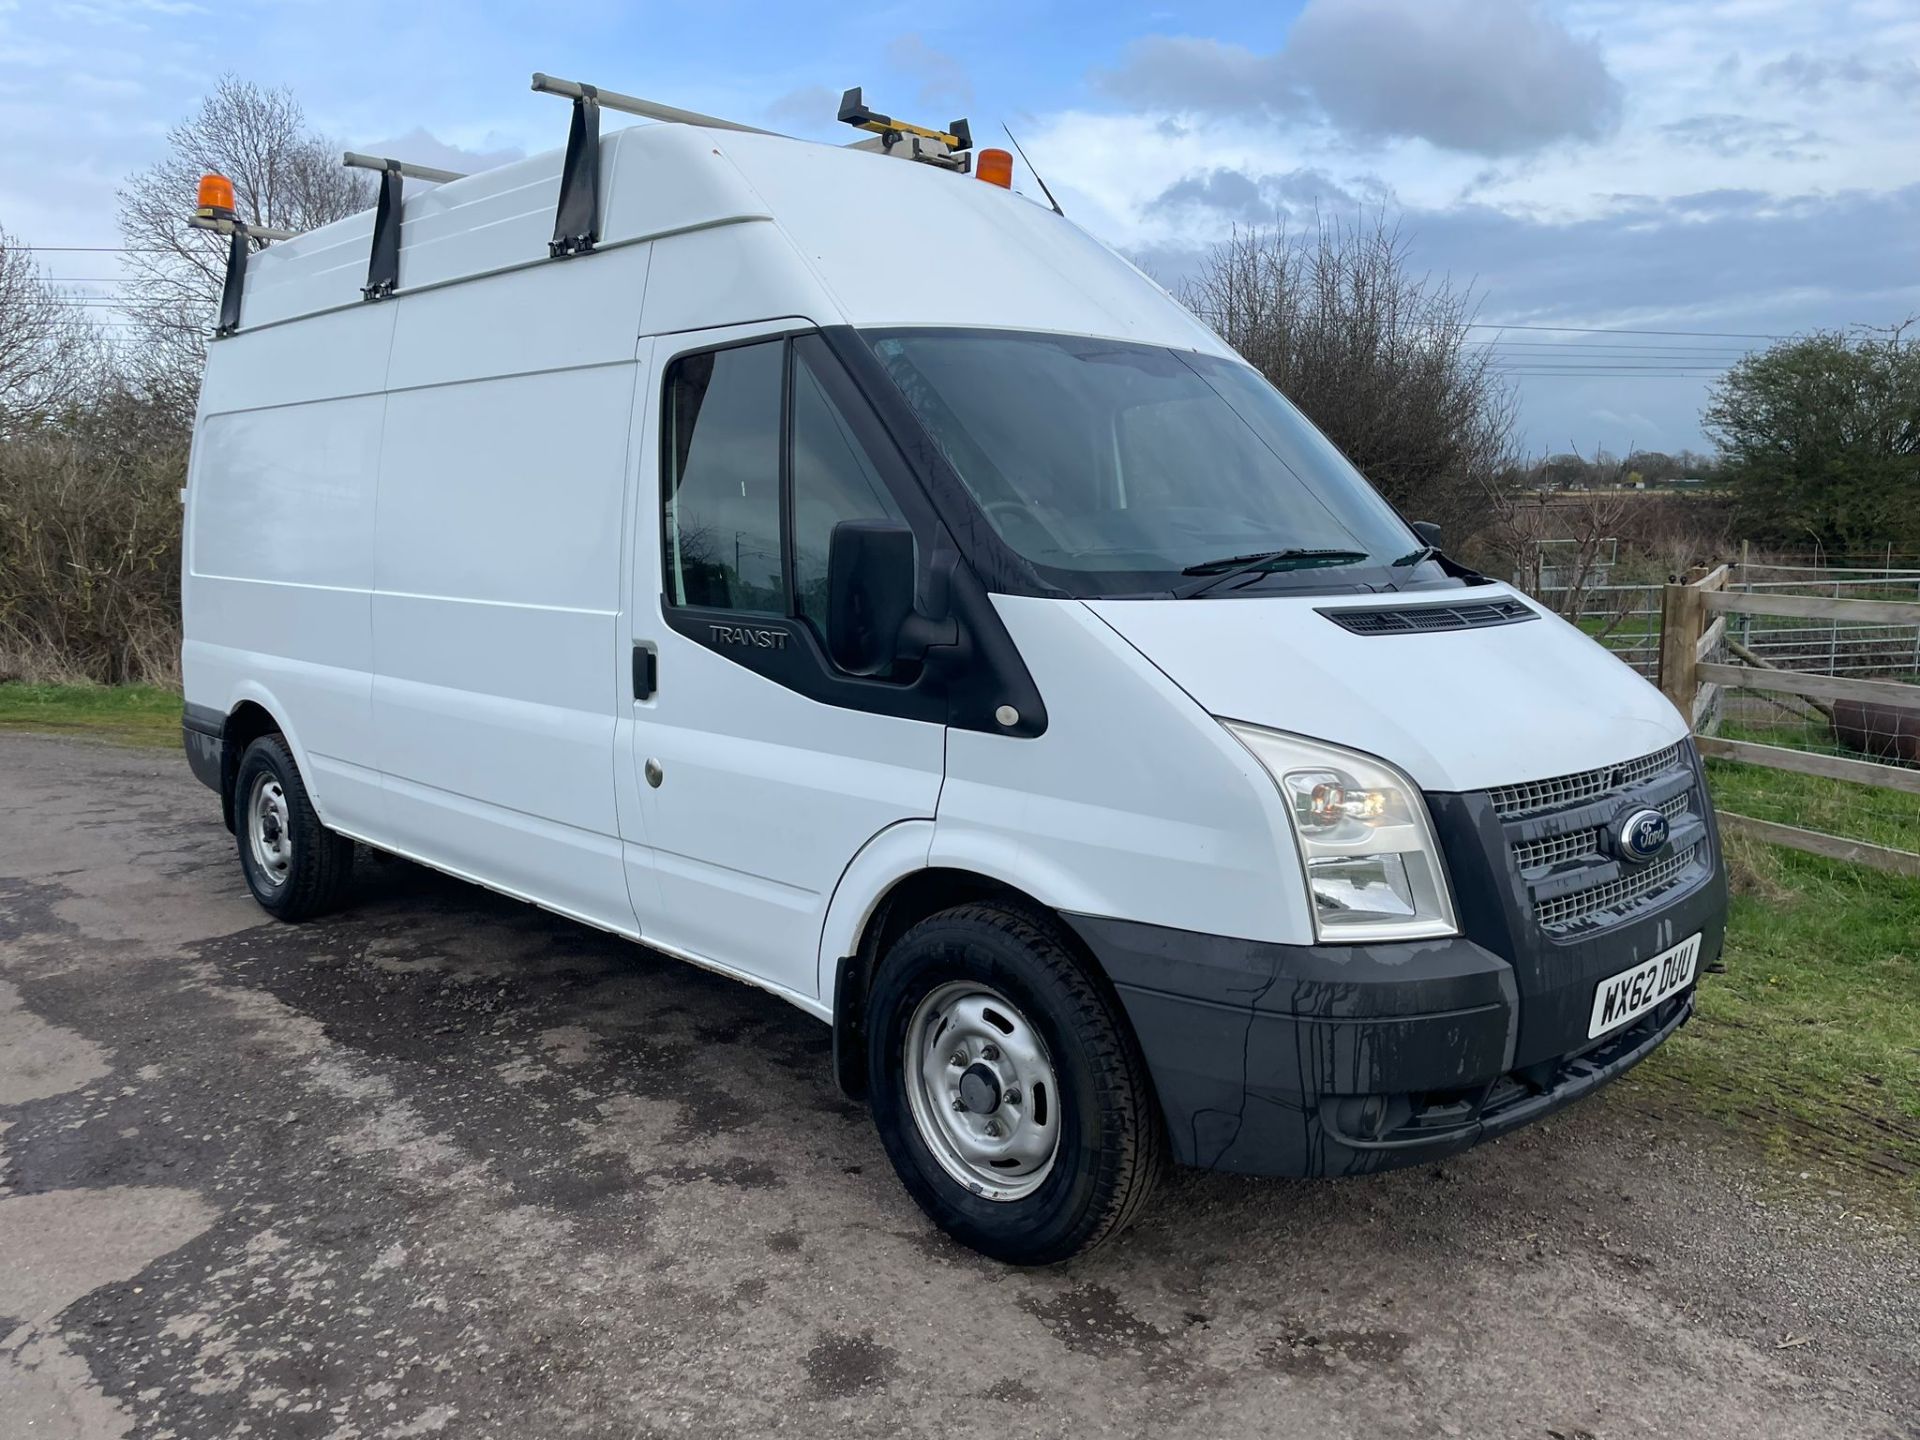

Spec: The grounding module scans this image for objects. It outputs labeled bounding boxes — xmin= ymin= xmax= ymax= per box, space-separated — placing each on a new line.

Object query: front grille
xmin=1488 ymin=743 xmax=1684 ymax=821
xmin=1512 ymin=827 xmax=1599 ymax=873
xmin=1484 ymin=741 xmax=1709 ymax=936
xmin=1320 ymin=598 xmax=1537 ymax=636
xmin=1533 ymin=843 xmax=1702 ymax=929
xmin=1512 ymin=789 xmax=1694 ymax=875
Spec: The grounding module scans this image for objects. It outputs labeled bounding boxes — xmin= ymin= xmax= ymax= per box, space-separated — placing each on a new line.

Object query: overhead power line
xmin=1467 ymin=321 xmax=1786 ymax=339
xmin=1481 ymin=340 xmax=1752 ymax=354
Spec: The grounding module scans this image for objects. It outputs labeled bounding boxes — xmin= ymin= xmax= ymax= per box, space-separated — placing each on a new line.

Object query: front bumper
xmin=1064 ymin=855 xmax=1725 ymax=1178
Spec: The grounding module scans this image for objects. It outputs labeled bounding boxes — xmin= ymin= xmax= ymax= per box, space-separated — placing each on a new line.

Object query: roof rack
xmin=185 ymin=179 xmax=298 ymax=337
xmin=342 ymin=151 xmax=468 ymax=301
xmin=193 ymin=76 xmax=989 ymax=334
xmin=532 ymin=72 xmax=781 ymax=258
xmin=529 ymin=72 xmax=976 ymax=256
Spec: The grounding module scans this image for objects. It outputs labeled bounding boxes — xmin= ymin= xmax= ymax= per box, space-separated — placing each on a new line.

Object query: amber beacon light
xmin=196 ymin=173 xmax=236 ymax=220
xmin=975 ymin=148 xmax=1013 ymax=188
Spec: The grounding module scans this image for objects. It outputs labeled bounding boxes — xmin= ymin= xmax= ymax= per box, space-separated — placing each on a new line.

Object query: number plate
xmin=1588 ymin=933 xmax=1700 ymax=1039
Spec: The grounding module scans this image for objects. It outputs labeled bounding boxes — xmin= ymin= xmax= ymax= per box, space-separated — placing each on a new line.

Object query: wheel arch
xmin=216 ymin=695 xmax=294 ymax=832
xmin=827 ymin=862 xmax=1130 ymax=1103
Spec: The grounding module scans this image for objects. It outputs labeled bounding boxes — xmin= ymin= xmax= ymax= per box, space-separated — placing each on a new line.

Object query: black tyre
xmin=866 ymin=902 xmax=1166 ymax=1265
xmin=233 ymin=734 xmax=354 ymax=920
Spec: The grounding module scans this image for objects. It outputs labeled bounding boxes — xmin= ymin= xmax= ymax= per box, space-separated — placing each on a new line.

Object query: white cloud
xmin=885 ymin=34 xmax=971 ymax=115
xmin=1097 ymin=0 xmax=1621 ymax=156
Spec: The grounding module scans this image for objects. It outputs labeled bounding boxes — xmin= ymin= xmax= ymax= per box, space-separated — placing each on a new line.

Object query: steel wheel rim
xmin=904 ymin=981 xmax=1060 ymax=1202
xmin=247 ymin=774 xmax=292 ymax=888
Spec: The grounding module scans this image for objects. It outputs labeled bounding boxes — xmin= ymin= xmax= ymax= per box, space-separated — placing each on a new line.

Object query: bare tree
xmin=1489 ymin=473 xmax=1636 ymax=632
xmin=1183 ymin=216 xmax=1519 ymax=547
xmin=0 ymin=227 xmax=99 ymax=433
xmin=116 ymin=77 xmax=373 ymax=416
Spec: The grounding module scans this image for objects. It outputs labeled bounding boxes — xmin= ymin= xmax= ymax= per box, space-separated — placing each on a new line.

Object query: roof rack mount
xmin=530 ymin=71 xmax=780 ymax=260
xmin=341 ymin=151 xmax=469 ymax=301
xmin=186 ymin=209 xmax=297 ymax=337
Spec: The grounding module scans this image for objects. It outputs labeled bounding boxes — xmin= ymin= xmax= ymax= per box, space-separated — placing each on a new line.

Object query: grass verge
xmin=1626 ymin=819 xmax=1920 ymax=1212
xmin=0 ymin=682 xmax=181 ymax=748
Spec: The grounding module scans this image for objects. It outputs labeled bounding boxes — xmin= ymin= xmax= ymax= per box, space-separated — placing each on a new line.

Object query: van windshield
xmin=866 ymin=329 xmax=1429 ymax=597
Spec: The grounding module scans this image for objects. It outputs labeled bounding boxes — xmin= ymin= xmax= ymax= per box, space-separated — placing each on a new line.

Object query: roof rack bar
xmin=343 ymin=151 xmax=467 ymax=185
xmin=187 ymin=215 xmax=299 ymax=243
xmin=531 ymin=72 xmax=775 ymax=135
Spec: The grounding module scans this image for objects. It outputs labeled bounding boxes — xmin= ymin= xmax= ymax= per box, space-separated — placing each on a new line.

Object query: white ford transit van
xmin=180 ymin=90 xmax=1727 ymax=1263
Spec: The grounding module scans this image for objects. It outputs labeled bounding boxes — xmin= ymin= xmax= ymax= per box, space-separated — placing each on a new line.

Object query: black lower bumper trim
xmin=1065 ymin=875 xmax=1724 ymax=1179
xmin=1318 ymin=992 xmax=1692 ymax=1153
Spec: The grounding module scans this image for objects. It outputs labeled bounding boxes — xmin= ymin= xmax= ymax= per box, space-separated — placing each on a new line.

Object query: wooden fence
xmin=1658 ymin=565 xmax=1920 ymax=877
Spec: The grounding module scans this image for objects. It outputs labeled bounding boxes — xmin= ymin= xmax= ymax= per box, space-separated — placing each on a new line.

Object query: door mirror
xmin=1411 ymin=520 xmax=1443 ymax=548
xmin=827 ymin=520 xmax=919 ymax=675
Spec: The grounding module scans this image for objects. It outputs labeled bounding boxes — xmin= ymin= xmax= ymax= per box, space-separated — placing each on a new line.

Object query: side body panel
xmin=934 ymin=595 xmax=1310 ymax=946
xmin=366 ymin=244 xmax=654 ymax=937
xmin=183 ymin=304 xmax=398 ymax=833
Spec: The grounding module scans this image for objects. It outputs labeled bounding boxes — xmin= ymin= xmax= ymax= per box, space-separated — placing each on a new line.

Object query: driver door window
xmin=790 ymin=341 xmax=904 ymax=638
xmin=663 ymin=341 xmax=785 ymax=615
xmin=661 ymin=334 xmax=908 ymax=669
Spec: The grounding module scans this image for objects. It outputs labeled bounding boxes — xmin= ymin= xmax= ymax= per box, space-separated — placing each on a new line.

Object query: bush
xmin=0 ymin=391 xmax=187 ymax=685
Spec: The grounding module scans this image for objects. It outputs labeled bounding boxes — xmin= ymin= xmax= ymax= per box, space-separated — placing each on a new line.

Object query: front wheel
xmin=234 ymin=735 xmax=354 ymax=920
xmin=866 ymin=903 xmax=1166 ymax=1264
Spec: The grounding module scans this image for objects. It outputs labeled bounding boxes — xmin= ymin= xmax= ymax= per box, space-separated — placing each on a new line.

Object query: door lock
xmin=644 ymin=758 xmax=664 ymax=788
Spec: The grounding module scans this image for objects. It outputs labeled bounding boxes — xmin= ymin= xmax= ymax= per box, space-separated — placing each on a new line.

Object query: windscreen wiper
xmin=1390 ymin=544 xmax=1438 ymax=567
xmin=1175 ymin=548 xmax=1370 ymax=598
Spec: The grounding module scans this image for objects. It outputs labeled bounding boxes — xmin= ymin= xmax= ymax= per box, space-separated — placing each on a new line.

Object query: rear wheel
xmin=867 ymin=902 xmax=1165 ymax=1264
xmin=234 ymin=735 xmax=354 ymax=920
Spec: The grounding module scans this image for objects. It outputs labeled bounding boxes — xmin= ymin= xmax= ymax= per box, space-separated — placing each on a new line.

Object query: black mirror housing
xmin=1412 ymin=520 xmax=1443 ymax=548
xmin=827 ymin=520 xmax=919 ymax=676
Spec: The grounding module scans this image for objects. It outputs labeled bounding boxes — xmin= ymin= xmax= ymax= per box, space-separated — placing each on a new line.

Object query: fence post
xmin=1658 ymin=579 xmax=1704 ymax=725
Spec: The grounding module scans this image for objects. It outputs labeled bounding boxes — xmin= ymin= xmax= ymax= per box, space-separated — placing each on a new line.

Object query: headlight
xmin=1222 ymin=721 xmax=1457 ymax=944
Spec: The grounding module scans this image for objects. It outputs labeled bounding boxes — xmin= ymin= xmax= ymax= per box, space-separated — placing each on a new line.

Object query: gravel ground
xmin=2 ymin=732 xmax=1915 ymax=1440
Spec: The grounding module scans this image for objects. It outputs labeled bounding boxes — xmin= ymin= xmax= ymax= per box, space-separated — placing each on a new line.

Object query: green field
xmin=3 ymin=680 xmax=1916 ymax=1206
xmin=0 ymin=682 xmax=181 ymax=748
xmin=1705 ymin=717 xmax=1920 ymax=852
xmin=1627 ymin=833 xmax=1920 ymax=1207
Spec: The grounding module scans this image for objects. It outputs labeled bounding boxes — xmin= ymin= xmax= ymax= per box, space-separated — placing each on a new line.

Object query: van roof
xmin=234 ymin=122 xmax=1231 ymax=354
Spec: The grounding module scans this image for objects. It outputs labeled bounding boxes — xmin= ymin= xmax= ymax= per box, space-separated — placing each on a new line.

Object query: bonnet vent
xmin=1318 ymin=598 xmax=1538 ymax=636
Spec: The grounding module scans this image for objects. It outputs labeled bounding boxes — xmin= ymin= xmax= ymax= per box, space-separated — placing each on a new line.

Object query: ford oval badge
xmin=1617 ymin=807 xmax=1669 ymax=864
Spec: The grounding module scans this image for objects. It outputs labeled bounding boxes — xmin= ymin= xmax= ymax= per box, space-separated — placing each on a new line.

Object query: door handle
xmin=632 ymin=644 xmax=657 ymax=700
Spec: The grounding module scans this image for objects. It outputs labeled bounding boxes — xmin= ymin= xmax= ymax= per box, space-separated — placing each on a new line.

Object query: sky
xmin=3 ymin=0 xmax=1917 ymax=456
